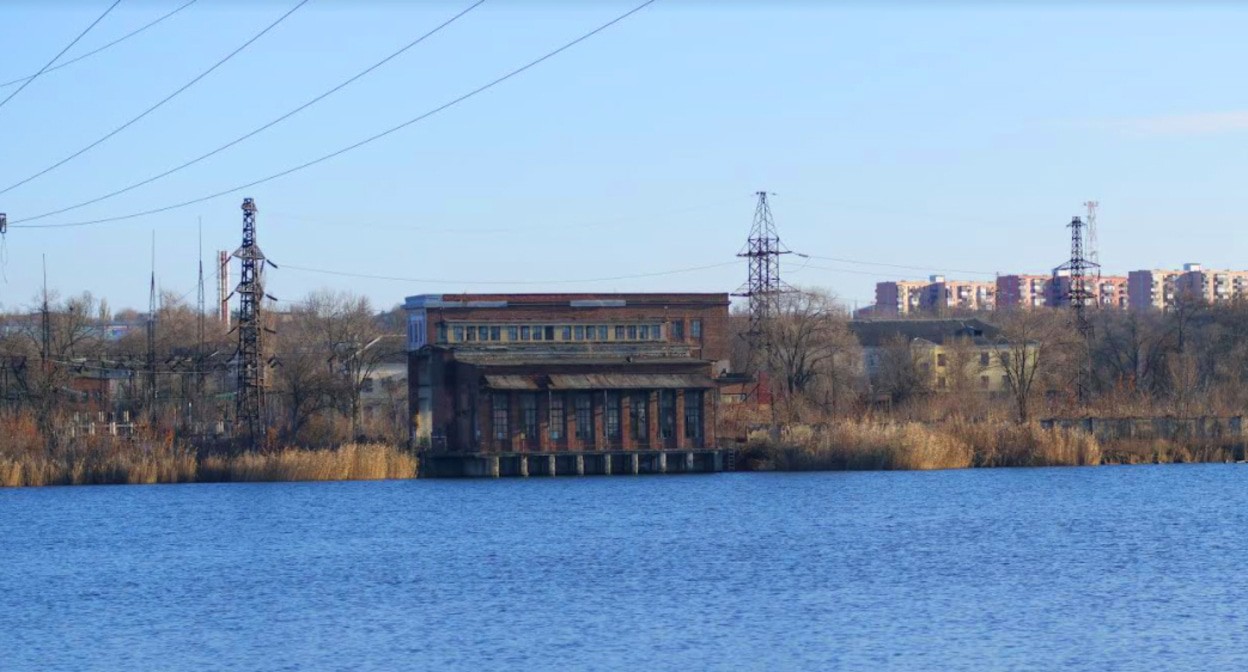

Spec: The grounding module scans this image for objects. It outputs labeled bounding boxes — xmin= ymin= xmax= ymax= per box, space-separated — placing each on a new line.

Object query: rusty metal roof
xmin=482 ymin=375 xmax=541 ymax=390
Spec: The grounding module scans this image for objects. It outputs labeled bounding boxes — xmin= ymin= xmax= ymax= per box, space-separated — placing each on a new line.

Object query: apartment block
xmin=1050 ymin=273 xmax=1128 ymax=310
xmin=996 ymin=274 xmax=1055 ymax=309
xmin=875 ymin=276 xmax=995 ymax=315
xmin=1126 ymin=264 xmax=1248 ymax=311
xmin=875 ymin=281 xmax=928 ymax=316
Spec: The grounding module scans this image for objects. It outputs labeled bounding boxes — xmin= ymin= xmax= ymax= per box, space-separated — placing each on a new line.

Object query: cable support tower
xmin=1054 ymin=213 xmax=1100 ymax=404
xmin=0 ymin=0 xmax=121 ymax=113
xmin=734 ymin=191 xmax=791 ymax=371
xmin=233 ymin=198 xmax=274 ymax=448
xmin=6 ymin=0 xmax=657 ymax=230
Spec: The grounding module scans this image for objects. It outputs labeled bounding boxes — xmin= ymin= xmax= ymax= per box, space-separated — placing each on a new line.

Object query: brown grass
xmin=0 ymin=423 xmax=417 ymax=489
xmin=198 ymin=444 xmax=417 ymax=483
xmin=743 ymin=419 xmax=1106 ymax=471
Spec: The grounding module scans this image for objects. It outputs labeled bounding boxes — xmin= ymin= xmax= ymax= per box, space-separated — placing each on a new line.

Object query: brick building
xmin=405 ymin=293 xmax=730 ymax=477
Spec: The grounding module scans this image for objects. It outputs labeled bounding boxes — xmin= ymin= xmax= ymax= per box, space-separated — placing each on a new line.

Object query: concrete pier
xmin=420 ymin=450 xmax=727 ymax=478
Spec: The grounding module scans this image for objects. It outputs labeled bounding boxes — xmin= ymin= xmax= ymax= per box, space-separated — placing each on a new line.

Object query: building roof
xmin=849 ymin=318 xmax=1002 ymax=347
xmin=483 ymin=373 xmax=715 ymax=391
xmin=405 ymin=293 xmax=728 ymax=310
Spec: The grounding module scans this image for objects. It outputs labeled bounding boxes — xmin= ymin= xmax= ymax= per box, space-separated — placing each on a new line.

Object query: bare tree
xmin=993 ymin=309 xmax=1064 ymax=423
xmin=764 ymin=289 xmax=860 ymax=420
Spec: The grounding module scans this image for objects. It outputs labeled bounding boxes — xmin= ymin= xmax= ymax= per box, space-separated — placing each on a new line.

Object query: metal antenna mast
xmin=234 ymin=197 xmax=269 ymax=447
xmin=1083 ymin=200 xmax=1100 ymax=269
xmin=734 ymin=191 xmax=790 ymax=367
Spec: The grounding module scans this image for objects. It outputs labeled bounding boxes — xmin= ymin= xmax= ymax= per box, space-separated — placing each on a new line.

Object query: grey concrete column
xmin=547 ymin=454 xmax=557 ymax=477
xmin=519 ymin=455 xmax=529 ymax=477
xmin=684 ymin=451 xmax=694 ymax=472
xmin=575 ymin=454 xmax=585 ymax=476
xmin=658 ymin=452 xmax=667 ymax=474
xmin=489 ymin=455 xmax=500 ymax=478
xmin=630 ymin=453 xmax=640 ymax=475
xmin=603 ymin=454 xmax=613 ymax=475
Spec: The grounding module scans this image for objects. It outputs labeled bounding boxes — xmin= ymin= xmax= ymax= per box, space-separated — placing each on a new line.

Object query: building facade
xmin=875 ymin=281 xmax=928 ymax=316
xmin=996 ymin=274 xmax=1055 ymax=309
xmin=1124 ymin=264 xmax=1248 ymax=311
xmin=405 ymin=293 xmax=729 ymax=476
xmin=851 ymin=319 xmax=1018 ymax=397
xmin=875 ymin=277 xmax=995 ymax=315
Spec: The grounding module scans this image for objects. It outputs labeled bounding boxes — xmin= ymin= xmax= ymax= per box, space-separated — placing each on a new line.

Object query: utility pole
xmin=146 ymin=232 xmax=157 ymax=423
xmin=195 ymin=217 xmax=206 ymax=431
xmin=1055 ymin=213 xmax=1100 ymax=404
xmin=234 ymin=197 xmax=270 ymax=448
xmin=733 ymin=191 xmax=790 ymax=432
xmin=40 ymin=254 xmax=50 ymax=366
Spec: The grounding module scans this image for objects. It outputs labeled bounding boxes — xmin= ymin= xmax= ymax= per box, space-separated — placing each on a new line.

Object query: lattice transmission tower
xmin=233 ymin=197 xmax=271 ymax=446
xmin=1055 ymin=212 xmax=1101 ymax=404
xmin=734 ymin=191 xmax=790 ymax=369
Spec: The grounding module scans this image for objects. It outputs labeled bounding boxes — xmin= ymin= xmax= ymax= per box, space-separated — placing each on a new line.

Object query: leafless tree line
xmin=0 ymin=289 xmax=405 ymax=450
xmin=730 ymin=289 xmax=1248 ymax=430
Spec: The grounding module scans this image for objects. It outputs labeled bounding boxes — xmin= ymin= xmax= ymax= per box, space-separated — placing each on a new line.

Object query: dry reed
xmin=198 ymin=443 xmax=417 ymax=483
xmin=744 ymin=419 xmax=1105 ymax=471
xmin=0 ymin=432 xmax=416 ymax=488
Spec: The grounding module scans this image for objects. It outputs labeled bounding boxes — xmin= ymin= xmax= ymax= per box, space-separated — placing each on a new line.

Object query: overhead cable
xmin=0 ymin=0 xmax=123 ymax=113
xmin=794 ymin=252 xmax=995 ymax=277
xmin=10 ymin=0 xmax=659 ymax=229
xmin=15 ymin=0 xmax=487 ymax=224
xmin=281 ymin=257 xmax=734 ymax=286
xmin=0 ymin=0 xmax=309 ymax=197
xmin=0 ymin=0 xmax=198 ymax=90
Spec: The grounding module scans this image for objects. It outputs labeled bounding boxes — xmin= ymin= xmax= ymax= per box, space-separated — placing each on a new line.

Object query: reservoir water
xmin=3 ymin=465 xmax=1247 ymax=671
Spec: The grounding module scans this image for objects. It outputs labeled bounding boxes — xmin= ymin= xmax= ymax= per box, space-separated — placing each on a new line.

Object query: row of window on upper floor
xmin=437 ymin=320 xmax=702 ymax=345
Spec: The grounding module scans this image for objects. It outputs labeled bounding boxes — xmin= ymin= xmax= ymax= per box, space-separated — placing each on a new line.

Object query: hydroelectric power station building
xmin=405 ymin=293 xmax=730 ymax=477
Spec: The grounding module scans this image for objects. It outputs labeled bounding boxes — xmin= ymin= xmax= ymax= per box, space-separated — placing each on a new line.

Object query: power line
xmin=281 ymin=257 xmax=735 ymax=286
xmin=9 ymin=0 xmax=659 ymax=230
xmin=0 ymin=0 xmax=123 ymax=113
xmin=0 ymin=0 xmax=309 ymax=197
xmin=793 ymin=251 xmax=988 ymax=274
xmin=0 ymin=1 xmax=198 ymax=90
xmin=14 ymin=0 xmax=486 ymax=225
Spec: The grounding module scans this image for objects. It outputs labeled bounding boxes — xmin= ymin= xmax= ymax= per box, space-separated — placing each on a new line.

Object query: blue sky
xmin=1 ymin=1 xmax=1246 ymax=313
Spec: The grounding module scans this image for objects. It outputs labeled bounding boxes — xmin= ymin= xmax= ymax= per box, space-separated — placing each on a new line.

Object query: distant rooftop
xmin=849 ymin=318 xmax=1002 ymax=347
